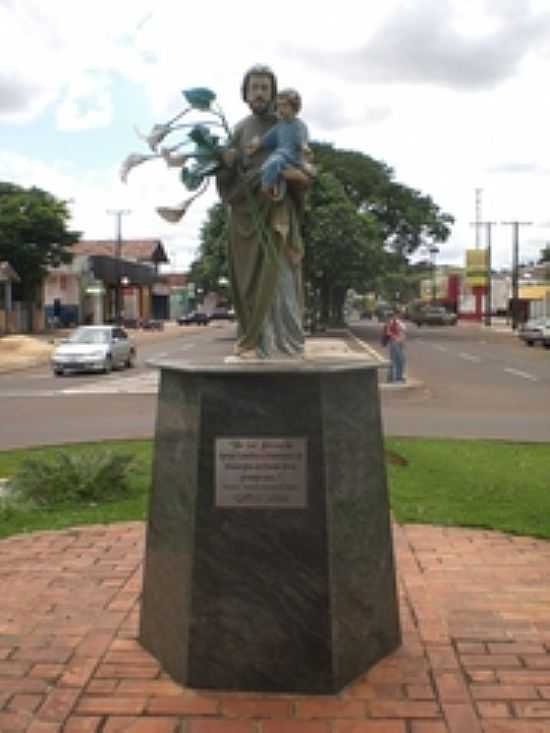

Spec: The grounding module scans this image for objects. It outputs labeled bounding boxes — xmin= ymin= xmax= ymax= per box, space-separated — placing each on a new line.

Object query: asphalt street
xmin=353 ymin=318 xmax=550 ymax=442
xmin=1 ymin=319 xmax=549 ymax=448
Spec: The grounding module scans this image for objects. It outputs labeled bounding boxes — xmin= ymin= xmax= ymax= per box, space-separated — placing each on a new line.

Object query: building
xmin=419 ymin=263 xmax=550 ymax=321
xmin=162 ymin=272 xmax=190 ymax=321
xmin=43 ymin=239 xmax=169 ymax=327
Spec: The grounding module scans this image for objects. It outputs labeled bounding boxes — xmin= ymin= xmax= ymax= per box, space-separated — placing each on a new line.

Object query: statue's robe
xmin=217 ymin=112 xmax=305 ymax=358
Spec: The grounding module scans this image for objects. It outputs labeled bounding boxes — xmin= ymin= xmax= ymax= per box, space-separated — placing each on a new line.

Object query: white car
xmin=51 ymin=325 xmax=136 ymax=376
xmin=517 ymin=318 xmax=550 ymax=348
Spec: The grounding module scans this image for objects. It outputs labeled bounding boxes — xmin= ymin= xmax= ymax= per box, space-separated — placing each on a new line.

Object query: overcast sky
xmin=3 ymin=0 xmax=550 ymax=272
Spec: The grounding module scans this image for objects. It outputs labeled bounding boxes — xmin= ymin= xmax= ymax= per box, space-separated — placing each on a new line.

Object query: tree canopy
xmin=189 ymin=141 xmax=455 ymax=324
xmin=0 ymin=182 xmax=79 ymax=300
xmin=311 ymin=142 xmax=454 ymax=256
xmin=187 ymin=202 xmax=228 ymax=292
xmin=302 ymin=171 xmax=383 ymax=323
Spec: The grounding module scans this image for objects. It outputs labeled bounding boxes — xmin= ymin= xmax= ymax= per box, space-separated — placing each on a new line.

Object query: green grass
xmin=0 ymin=440 xmax=152 ymax=539
xmin=385 ymin=437 xmax=550 ymax=539
xmin=0 ymin=437 xmax=549 ymax=541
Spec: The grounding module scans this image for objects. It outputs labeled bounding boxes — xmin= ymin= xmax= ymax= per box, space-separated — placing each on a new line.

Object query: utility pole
xmin=483 ymin=222 xmax=496 ymax=327
xmin=475 ymin=188 xmax=483 ymax=248
xmin=107 ymin=209 xmax=131 ymax=323
xmin=429 ymin=245 xmax=439 ymax=302
xmin=501 ymin=221 xmax=531 ymax=330
xmin=470 ymin=221 xmax=496 ymax=326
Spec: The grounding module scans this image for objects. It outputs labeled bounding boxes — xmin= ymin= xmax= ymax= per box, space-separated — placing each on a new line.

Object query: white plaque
xmin=215 ymin=437 xmax=307 ymax=508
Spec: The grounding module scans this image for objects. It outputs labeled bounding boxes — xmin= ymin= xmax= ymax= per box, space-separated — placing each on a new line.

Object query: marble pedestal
xmin=139 ymin=357 xmax=401 ymax=694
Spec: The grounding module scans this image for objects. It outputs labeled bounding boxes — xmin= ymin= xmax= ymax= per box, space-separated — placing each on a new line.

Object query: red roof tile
xmin=71 ymin=239 xmax=169 ymax=263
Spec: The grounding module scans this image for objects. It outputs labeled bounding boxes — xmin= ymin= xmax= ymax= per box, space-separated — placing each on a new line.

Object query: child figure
xmin=246 ymin=88 xmax=316 ymax=201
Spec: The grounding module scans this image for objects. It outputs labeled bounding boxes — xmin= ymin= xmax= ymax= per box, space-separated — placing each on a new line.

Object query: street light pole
xmin=107 ymin=209 xmax=131 ymax=323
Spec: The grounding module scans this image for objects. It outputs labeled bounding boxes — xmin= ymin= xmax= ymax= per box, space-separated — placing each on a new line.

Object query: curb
xmin=346 ymin=329 xmax=425 ymax=391
xmin=1 ymin=324 xmax=426 ymax=390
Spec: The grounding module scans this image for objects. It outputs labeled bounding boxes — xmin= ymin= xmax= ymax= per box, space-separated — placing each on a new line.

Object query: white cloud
xmin=0 ymin=0 xmax=154 ymax=125
xmin=4 ymin=0 xmax=550 ymax=274
xmin=0 ymin=148 xmax=207 ymax=268
xmin=292 ymin=0 xmax=550 ymax=90
xmin=56 ymin=73 xmax=114 ymax=130
xmin=305 ymin=90 xmax=391 ymax=133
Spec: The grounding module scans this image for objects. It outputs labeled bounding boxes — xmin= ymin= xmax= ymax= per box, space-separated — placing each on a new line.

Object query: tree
xmin=190 ymin=141 xmax=454 ymax=324
xmin=371 ymin=257 xmax=432 ymax=305
xmin=187 ymin=202 xmax=229 ymax=293
xmin=302 ymin=171 xmax=383 ymax=324
xmin=311 ymin=143 xmax=454 ymax=256
xmin=0 ymin=183 xmax=80 ymax=329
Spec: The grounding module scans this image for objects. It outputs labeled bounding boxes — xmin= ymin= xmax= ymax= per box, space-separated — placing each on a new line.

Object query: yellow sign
xmin=519 ymin=285 xmax=550 ymax=300
xmin=465 ymin=249 xmax=488 ymax=287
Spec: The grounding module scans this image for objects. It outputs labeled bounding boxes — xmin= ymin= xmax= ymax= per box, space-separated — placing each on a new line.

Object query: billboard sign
xmin=465 ymin=249 xmax=488 ymax=287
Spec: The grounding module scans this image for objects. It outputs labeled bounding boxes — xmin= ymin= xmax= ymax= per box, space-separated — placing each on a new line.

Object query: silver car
xmin=517 ymin=318 xmax=550 ymax=348
xmin=51 ymin=325 xmax=137 ymax=375
xmin=411 ymin=306 xmax=458 ymax=326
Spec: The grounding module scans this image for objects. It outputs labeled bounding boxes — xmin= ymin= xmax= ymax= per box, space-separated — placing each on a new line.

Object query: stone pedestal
xmin=139 ymin=357 xmax=401 ymax=694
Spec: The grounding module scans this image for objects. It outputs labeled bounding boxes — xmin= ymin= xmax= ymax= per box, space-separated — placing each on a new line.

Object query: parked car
xmin=209 ymin=307 xmax=236 ymax=321
xmin=141 ymin=319 xmax=164 ymax=331
xmin=51 ymin=325 xmax=136 ymax=376
xmin=177 ymin=311 xmax=210 ymax=326
xmin=411 ymin=306 xmax=458 ymax=327
xmin=517 ymin=317 xmax=550 ymax=347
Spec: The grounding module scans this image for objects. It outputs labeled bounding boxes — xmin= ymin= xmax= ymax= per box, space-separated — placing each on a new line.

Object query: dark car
xmin=177 ymin=311 xmax=210 ymax=326
xmin=209 ymin=307 xmax=236 ymax=321
xmin=411 ymin=306 xmax=458 ymax=327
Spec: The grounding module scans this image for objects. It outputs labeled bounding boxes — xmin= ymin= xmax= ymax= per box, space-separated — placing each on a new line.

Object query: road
xmin=1 ymin=319 xmax=549 ymax=449
xmin=0 ymin=322 xmax=235 ymax=449
xmin=351 ymin=318 xmax=550 ymax=442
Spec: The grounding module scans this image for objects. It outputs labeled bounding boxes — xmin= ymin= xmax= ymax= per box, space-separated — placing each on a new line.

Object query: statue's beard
xmin=248 ymin=99 xmax=271 ymax=116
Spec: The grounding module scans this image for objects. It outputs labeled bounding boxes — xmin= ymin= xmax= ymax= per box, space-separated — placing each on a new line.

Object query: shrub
xmin=11 ymin=450 xmax=135 ymax=507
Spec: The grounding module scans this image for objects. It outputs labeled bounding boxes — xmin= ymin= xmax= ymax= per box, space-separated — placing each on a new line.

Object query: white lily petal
xmin=120 ymin=153 xmax=156 ymax=183
xmin=156 ymin=204 xmax=189 ymax=223
xmin=139 ymin=123 xmax=173 ymax=151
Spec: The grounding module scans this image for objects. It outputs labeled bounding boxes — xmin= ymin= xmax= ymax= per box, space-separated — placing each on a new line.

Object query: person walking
xmin=382 ymin=312 xmax=406 ymax=383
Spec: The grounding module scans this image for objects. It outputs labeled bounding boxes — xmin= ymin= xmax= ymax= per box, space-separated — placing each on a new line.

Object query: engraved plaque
xmin=215 ymin=437 xmax=307 ymax=508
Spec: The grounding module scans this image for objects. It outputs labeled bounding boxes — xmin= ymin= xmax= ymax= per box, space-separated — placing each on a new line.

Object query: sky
xmin=3 ymin=0 xmax=550 ymax=273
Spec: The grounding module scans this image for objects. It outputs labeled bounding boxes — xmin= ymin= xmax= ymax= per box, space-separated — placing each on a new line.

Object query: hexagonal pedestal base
xmin=140 ymin=358 xmax=401 ymax=694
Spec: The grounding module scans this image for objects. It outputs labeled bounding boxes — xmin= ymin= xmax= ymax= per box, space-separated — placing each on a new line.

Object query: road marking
xmin=346 ymin=332 xmax=385 ymax=361
xmin=504 ymin=367 xmax=538 ymax=382
xmin=155 ymin=344 xmax=194 ymax=358
xmin=0 ymin=390 xmax=61 ymax=398
xmin=61 ymin=371 xmax=160 ymax=394
xmin=459 ymin=352 xmax=481 ymax=362
xmin=433 ymin=345 xmax=448 ymax=352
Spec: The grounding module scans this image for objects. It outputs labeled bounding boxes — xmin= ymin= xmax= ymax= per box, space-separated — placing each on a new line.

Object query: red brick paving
xmin=1 ymin=522 xmax=550 ymax=732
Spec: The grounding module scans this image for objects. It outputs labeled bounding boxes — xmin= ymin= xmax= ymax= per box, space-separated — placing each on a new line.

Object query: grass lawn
xmin=0 ymin=440 xmax=152 ymax=539
xmin=385 ymin=437 xmax=550 ymax=539
xmin=0 ymin=437 xmax=549 ymax=541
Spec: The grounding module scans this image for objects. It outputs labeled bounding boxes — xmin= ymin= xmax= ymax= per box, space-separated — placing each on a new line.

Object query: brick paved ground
xmin=1 ymin=521 xmax=550 ymax=732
